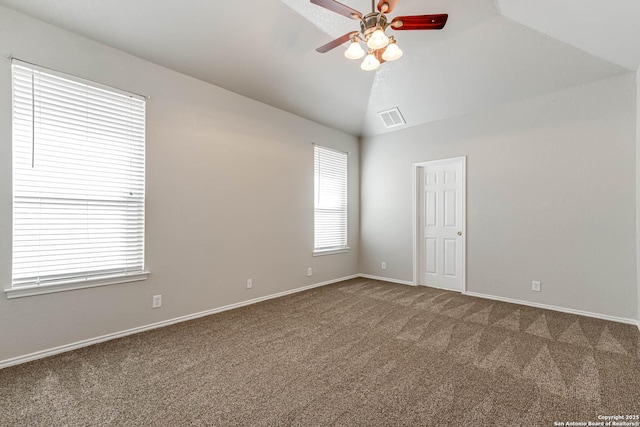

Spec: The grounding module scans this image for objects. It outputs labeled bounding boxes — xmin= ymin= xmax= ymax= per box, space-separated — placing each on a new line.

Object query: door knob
xmin=457 ymin=231 xmax=462 ymax=236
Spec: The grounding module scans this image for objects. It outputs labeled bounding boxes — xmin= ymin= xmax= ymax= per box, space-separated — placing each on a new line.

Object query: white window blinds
xmin=11 ymin=60 xmax=146 ymax=289
xmin=314 ymin=145 xmax=348 ymax=252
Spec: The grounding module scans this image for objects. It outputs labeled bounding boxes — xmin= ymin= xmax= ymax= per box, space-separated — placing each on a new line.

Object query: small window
xmin=314 ymin=145 xmax=348 ymax=254
xmin=9 ymin=60 xmax=147 ymax=297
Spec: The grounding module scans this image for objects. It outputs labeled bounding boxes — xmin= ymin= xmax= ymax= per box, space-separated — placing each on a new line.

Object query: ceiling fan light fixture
xmin=344 ymin=39 xmax=365 ymax=59
xmin=361 ymin=52 xmax=380 ymax=71
xmin=382 ymin=37 xmax=403 ymax=61
xmin=366 ymin=27 xmax=389 ymax=50
xmin=310 ymin=0 xmax=449 ymax=71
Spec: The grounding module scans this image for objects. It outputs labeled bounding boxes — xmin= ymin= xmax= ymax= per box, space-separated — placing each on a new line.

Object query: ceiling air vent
xmin=378 ymin=107 xmax=406 ymax=129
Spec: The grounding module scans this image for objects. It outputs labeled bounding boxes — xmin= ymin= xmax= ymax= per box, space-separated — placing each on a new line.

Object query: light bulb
xmin=344 ymin=40 xmax=365 ymax=60
xmin=361 ymin=53 xmax=380 ymax=71
xmin=367 ymin=28 xmax=389 ymax=50
xmin=382 ymin=39 xmax=403 ymax=61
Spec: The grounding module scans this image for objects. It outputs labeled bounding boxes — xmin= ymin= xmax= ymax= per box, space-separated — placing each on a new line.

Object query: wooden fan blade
xmin=310 ymin=0 xmax=363 ymax=20
xmin=316 ymin=31 xmax=359 ymax=53
xmin=390 ymin=14 xmax=448 ymax=30
xmin=377 ymin=0 xmax=399 ymax=13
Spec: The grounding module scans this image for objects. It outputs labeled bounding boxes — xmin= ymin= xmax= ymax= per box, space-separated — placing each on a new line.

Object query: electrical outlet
xmin=247 ymin=279 xmax=253 ymax=289
xmin=531 ymin=281 xmax=541 ymax=292
xmin=152 ymin=295 xmax=162 ymax=308
xmin=307 ymin=267 xmax=313 ymax=277
xmin=381 ymin=262 xmax=387 ymax=270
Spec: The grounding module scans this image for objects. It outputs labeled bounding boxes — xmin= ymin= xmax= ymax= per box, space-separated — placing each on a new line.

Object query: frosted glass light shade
xmin=344 ymin=41 xmax=365 ymax=59
xmin=382 ymin=40 xmax=403 ymax=61
xmin=367 ymin=28 xmax=389 ymax=50
xmin=361 ymin=53 xmax=380 ymax=71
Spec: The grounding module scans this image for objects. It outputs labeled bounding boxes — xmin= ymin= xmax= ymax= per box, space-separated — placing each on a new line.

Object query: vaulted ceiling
xmin=1 ymin=0 xmax=638 ymax=137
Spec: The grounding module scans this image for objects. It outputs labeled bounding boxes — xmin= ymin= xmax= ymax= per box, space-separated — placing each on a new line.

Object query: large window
xmin=314 ymin=145 xmax=348 ymax=254
xmin=9 ymin=60 xmax=147 ymax=297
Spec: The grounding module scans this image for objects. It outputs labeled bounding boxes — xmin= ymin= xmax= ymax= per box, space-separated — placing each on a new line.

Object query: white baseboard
xmin=0 ymin=274 xmax=360 ymax=370
xmin=464 ymin=291 xmax=638 ymax=326
xmin=359 ymin=274 xmax=415 ymax=286
xmin=2 ymin=274 xmax=636 ymax=370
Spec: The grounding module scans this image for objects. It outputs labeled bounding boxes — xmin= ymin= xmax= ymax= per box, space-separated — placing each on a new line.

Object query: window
xmin=9 ymin=60 xmax=147 ymax=298
xmin=314 ymin=145 xmax=348 ymax=254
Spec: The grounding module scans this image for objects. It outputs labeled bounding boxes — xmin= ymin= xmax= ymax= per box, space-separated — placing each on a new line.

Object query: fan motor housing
xmin=361 ymin=12 xmax=387 ymax=40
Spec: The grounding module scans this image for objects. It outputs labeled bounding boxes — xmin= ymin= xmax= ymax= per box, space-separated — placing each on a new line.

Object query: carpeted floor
xmin=1 ymin=279 xmax=639 ymax=426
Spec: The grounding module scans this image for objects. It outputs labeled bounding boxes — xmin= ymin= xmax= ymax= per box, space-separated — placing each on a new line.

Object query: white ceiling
xmin=497 ymin=0 xmax=640 ymax=72
xmin=0 ymin=0 xmax=636 ymax=137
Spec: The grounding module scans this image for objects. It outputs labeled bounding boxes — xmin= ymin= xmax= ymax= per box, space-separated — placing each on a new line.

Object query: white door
xmin=415 ymin=157 xmax=465 ymax=292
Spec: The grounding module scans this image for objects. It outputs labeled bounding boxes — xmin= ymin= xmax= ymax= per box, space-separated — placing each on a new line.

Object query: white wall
xmin=360 ymin=74 xmax=638 ymax=321
xmin=0 ymin=6 xmax=359 ymax=363
xmin=637 ymin=68 xmax=640 ymax=325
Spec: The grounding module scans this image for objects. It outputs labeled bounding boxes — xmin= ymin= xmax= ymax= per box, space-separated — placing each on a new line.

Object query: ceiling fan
xmin=311 ymin=0 xmax=448 ymax=70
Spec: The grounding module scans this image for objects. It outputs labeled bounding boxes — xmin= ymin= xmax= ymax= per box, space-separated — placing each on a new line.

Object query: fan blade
xmin=390 ymin=14 xmax=448 ymax=31
xmin=316 ymin=31 xmax=359 ymax=53
xmin=377 ymin=0 xmax=399 ymax=13
xmin=373 ymin=48 xmax=386 ymax=64
xmin=310 ymin=0 xmax=362 ymax=20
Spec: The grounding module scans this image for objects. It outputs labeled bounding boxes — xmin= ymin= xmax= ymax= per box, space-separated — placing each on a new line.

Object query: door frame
xmin=412 ymin=156 xmax=467 ymax=292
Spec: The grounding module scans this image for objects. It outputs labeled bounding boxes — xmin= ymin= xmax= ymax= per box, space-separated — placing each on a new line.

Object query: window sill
xmin=313 ymin=247 xmax=351 ymax=257
xmin=4 ymin=272 xmax=150 ymax=299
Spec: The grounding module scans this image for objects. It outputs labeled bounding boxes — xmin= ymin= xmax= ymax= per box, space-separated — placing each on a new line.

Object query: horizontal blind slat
xmin=314 ymin=146 xmax=348 ymax=251
xmin=12 ymin=61 xmax=146 ymax=289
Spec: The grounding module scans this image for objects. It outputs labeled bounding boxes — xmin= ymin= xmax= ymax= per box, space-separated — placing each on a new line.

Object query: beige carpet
xmin=1 ymin=279 xmax=639 ymax=426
